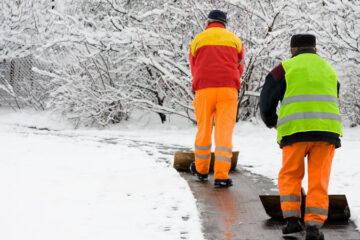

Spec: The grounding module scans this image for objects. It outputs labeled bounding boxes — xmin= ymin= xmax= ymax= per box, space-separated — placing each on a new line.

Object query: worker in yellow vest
xmin=260 ymin=34 xmax=342 ymax=240
xmin=189 ymin=10 xmax=244 ymax=187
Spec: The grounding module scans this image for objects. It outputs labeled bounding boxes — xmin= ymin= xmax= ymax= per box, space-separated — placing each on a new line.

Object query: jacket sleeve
xmin=259 ymin=63 xmax=286 ymax=128
xmin=238 ymin=43 xmax=245 ymax=78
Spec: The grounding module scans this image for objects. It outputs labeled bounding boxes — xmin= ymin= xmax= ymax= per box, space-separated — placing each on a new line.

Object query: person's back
xmin=189 ymin=9 xmax=244 ymax=92
xmin=277 ymin=53 xmax=342 ymax=144
xmin=190 ymin=24 xmax=243 ymax=91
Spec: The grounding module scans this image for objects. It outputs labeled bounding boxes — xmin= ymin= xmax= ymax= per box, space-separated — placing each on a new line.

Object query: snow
xmin=0 ymin=110 xmax=204 ymax=240
xmin=0 ymin=108 xmax=359 ymax=240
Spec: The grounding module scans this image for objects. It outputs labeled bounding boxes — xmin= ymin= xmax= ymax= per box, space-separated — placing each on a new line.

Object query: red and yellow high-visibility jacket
xmin=189 ymin=23 xmax=244 ymax=91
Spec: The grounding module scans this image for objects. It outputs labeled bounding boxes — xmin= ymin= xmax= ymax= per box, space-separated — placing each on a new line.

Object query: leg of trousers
xmin=305 ymin=142 xmax=334 ymax=228
xmin=213 ymin=88 xmax=238 ymax=180
xmin=193 ymin=88 xmax=216 ymax=175
xmin=193 ymin=87 xmax=238 ymax=178
xmin=279 ymin=142 xmax=306 ymax=219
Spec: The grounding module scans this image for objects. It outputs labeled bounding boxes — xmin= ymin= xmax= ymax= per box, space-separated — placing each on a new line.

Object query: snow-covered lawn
xmin=0 ymin=109 xmax=359 ymax=240
xmin=0 ymin=111 xmax=204 ymax=240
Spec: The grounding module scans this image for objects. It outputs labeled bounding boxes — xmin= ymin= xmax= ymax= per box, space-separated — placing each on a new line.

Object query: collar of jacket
xmin=293 ymin=48 xmax=317 ymax=57
xmin=205 ymin=22 xmax=225 ymax=30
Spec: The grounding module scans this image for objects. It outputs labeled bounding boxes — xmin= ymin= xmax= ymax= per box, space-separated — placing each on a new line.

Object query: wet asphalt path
xmin=181 ymin=169 xmax=360 ymax=240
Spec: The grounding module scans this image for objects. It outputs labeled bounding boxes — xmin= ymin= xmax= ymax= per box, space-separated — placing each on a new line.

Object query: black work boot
xmin=305 ymin=226 xmax=324 ymax=240
xmin=189 ymin=162 xmax=208 ymax=181
xmin=214 ymin=178 xmax=233 ymax=188
xmin=282 ymin=217 xmax=303 ymax=234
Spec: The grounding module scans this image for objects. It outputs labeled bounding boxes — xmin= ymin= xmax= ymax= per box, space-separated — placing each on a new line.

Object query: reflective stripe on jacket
xmin=189 ymin=23 xmax=244 ymax=91
xmin=277 ymin=53 xmax=343 ymax=144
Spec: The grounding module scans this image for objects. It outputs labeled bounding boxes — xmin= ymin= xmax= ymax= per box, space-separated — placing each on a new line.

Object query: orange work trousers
xmin=279 ymin=141 xmax=335 ymax=228
xmin=193 ymin=87 xmax=238 ymax=180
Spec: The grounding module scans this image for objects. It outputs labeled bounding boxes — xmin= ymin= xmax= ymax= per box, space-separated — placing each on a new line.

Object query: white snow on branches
xmin=0 ymin=0 xmax=359 ymax=126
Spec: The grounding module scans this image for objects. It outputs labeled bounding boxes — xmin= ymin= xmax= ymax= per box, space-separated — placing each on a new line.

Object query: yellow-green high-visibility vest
xmin=277 ymin=53 xmax=343 ymax=144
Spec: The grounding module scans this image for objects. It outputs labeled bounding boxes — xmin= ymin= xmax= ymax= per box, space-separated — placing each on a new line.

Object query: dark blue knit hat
xmin=290 ymin=34 xmax=316 ymax=48
xmin=208 ymin=10 xmax=227 ymax=24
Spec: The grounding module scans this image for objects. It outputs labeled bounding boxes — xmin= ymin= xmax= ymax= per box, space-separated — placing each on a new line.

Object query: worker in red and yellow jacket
xmin=189 ymin=10 xmax=244 ymax=188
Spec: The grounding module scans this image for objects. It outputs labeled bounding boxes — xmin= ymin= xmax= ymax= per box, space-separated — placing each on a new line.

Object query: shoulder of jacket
xmin=225 ymin=29 xmax=241 ymax=38
xmin=271 ymin=63 xmax=286 ymax=82
xmin=191 ymin=30 xmax=208 ymax=42
xmin=190 ymin=32 xmax=202 ymax=46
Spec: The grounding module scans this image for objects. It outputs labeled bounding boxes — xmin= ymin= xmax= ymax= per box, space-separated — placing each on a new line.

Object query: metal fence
xmin=0 ymin=56 xmax=51 ymax=110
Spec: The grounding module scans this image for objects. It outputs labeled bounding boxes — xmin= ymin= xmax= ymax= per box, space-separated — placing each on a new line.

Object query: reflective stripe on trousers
xmin=283 ymin=210 xmax=301 ymax=218
xmin=215 ymin=146 xmax=232 ymax=163
xmin=194 ymin=144 xmax=212 ymax=175
xmin=304 ymin=207 xmax=329 ymax=228
xmin=195 ymin=144 xmax=212 ymax=160
xmin=280 ymin=195 xmax=302 ymax=218
xmin=280 ymin=195 xmax=301 ymax=202
xmin=195 ymin=144 xmax=211 ymax=151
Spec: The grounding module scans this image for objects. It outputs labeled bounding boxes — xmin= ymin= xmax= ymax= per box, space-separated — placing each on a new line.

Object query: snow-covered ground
xmin=0 ymin=110 xmax=204 ymax=240
xmin=0 ymin=109 xmax=359 ymax=240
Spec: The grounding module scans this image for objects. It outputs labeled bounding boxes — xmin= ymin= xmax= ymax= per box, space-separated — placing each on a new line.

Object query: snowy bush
xmin=341 ymin=80 xmax=360 ymax=127
xmin=34 ymin=1 xmax=132 ymax=126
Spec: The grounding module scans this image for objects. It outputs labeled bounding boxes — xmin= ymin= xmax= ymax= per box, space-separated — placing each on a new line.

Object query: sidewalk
xmin=181 ymin=168 xmax=360 ymax=240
